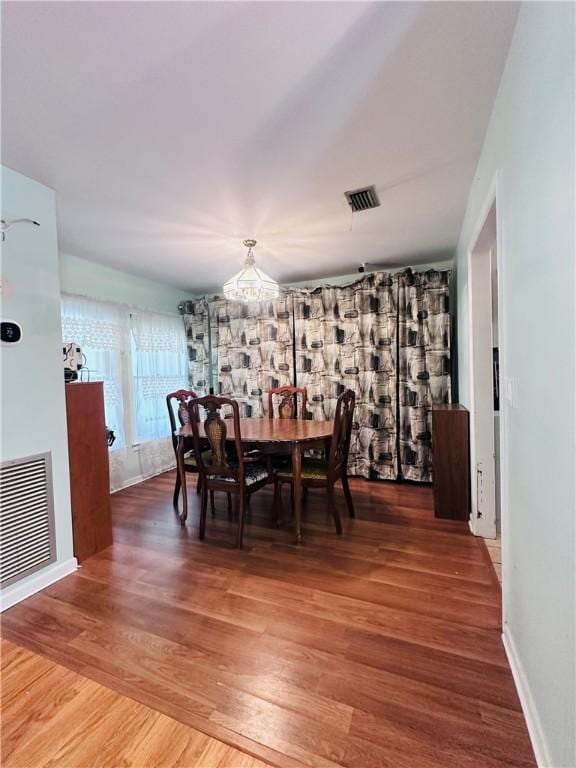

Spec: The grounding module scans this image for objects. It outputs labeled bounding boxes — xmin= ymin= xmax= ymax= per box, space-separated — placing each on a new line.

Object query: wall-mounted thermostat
xmin=1 ymin=320 xmax=23 ymax=345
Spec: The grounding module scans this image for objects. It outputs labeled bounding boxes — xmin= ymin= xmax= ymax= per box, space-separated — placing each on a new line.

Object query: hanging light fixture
xmin=223 ymin=239 xmax=279 ymax=302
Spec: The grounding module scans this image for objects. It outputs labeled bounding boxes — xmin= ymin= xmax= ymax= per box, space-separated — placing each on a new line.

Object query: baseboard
xmin=502 ymin=625 xmax=552 ymax=767
xmin=111 ymin=464 xmax=176 ymax=494
xmin=0 ymin=557 xmax=78 ymax=612
xmin=111 ymin=473 xmax=149 ymax=493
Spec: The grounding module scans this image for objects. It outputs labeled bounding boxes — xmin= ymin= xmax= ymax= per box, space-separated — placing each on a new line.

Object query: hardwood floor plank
xmin=344 ymin=628 xmax=520 ymax=708
xmin=228 ymin=573 xmax=506 ymax=664
xmin=236 ymin=552 xmax=501 ymax=627
xmin=1 ymin=471 xmax=535 ymax=768
xmin=0 ymin=641 xmax=270 ymax=768
xmin=348 ymin=708 xmax=534 ymax=768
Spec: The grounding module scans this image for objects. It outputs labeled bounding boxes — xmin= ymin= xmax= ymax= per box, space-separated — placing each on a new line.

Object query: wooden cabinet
xmin=432 ymin=404 xmax=471 ymax=521
xmin=65 ymin=382 xmax=112 ymax=562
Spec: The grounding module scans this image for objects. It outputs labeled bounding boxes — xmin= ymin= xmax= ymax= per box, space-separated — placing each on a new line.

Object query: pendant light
xmin=223 ymin=239 xmax=279 ymax=302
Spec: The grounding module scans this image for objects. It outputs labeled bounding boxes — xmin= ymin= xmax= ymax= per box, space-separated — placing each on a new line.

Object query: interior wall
xmin=0 ymin=166 xmax=76 ymax=608
xmin=455 ymin=4 xmax=575 ymax=766
xmin=60 ymin=252 xmax=190 ymax=314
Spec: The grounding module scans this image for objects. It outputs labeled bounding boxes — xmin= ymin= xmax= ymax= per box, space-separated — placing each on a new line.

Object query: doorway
xmin=468 ymin=199 xmax=502 ymax=542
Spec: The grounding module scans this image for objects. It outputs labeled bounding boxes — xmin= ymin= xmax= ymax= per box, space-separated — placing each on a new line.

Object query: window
xmin=61 ymin=295 xmax=126 ymax=448
xmin=61 ymin=295 xmax=189 ymax=452
xmin=130 ymin=311 xmax=189 ymax=442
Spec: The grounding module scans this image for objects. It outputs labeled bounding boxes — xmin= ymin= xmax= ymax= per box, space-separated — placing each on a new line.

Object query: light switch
xmin=502 ymin=376 xmax=518 ymax=408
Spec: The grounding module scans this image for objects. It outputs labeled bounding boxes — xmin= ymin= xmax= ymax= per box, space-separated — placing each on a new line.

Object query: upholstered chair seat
xmin=183 ymin=449 xmax=212 ymax=468
xmin=273 ymin=389 xmax=356 ymax=535
xmin=188 ymin=395 xmax=272 ymax=548
xmin=207 ymin=462 xmax=269 ymax=486
xmin=275 ymin=458 xmax=328 ymax=481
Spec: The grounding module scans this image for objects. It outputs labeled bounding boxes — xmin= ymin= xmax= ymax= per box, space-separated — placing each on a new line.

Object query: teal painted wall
xmin=60 ymin=252 xmax=190 ymax=314
xmin=1 ymin=166 xmax=75 ymax=599
xmin=455 ymin=4 xmax=575 ymax=765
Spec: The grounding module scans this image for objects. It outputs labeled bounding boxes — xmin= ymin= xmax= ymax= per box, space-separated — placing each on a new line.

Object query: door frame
xmin=466 ymin=172 xmax=508 ymax=557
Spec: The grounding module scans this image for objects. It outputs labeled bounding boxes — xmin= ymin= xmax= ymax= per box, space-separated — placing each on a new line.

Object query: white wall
xmin=455 ymin=4 xmax=575 ymax=766
xmin=60 ymin=252 xmax=190 ymax=314
xmin=1 ymin=166 xmax=76 ymax=609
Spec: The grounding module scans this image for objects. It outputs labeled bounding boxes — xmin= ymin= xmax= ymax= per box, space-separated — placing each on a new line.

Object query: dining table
xmin=176 ymin=418 xmax=334 ymax=543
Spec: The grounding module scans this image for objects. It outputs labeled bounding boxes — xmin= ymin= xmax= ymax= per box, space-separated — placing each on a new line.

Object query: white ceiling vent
xmin=344 ymin=185 xmax=380 ymax=212
xmin=1 ymin=453 xmax=56 ymax=588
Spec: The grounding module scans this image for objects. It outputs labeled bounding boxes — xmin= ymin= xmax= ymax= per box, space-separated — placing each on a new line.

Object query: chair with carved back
xmin=166 ymin=389 xmax=231 ymax=515
xmin=274 ymin=389 xmax=356 ymax=535
xmin=166 ymin=389 xmax=200 ymax=506
xmin=188 ymin=396 xmax=271 ymax=548
xmin=268 ymin=386 xmax=307 ymax=421
xmin=268 ymin=386 xmax=308 ymax=506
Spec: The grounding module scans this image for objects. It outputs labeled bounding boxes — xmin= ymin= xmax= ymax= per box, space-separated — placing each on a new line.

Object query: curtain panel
xmin=61 ymin=294 xmax=126 ymax=448
xmin=180 ymin=268 xmax=452 ymax=482
xmin=293 ymin=273 xmax=398 ymax=480
xmin=398 ymin=269 xmax=452 ymax=482
xmin=131 ymin=310 xmax=190 ymax=443
xmin=210 ymin=295 xmax=294 ymax=418
xmin=62 ymin=296 xmax=189 ymax=491
xmin=182 ymin=300 xmax=210 ymax=396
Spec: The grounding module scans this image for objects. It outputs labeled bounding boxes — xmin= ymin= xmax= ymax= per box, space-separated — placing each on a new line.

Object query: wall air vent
xmin=1 ymin=453 xmax=56 ymax=588
xmin=344 ymin=185 xmax=380 ymax=212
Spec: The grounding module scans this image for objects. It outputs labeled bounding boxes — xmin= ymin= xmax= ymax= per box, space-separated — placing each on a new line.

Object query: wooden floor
xmin=2 ymin=472 xmax=535 ymax=768
xmin=1 ymin=639 xmax=271 ymax=767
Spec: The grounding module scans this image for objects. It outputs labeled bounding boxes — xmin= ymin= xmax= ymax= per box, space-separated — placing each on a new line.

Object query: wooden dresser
xmin=431 ymin=404 xmax=471 ymax=521
xmin=65 ymin=382 xmax=112 ymax=562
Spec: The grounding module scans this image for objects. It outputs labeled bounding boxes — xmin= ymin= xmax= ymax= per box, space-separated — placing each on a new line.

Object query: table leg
xmin=291 ymin=441 xmax=303 ymax=544
xmin=177 ymin=436 xmax=188 ymax=525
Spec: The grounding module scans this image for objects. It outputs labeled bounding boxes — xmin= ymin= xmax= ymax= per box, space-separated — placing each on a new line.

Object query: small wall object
xmin=1 ymin=320 xmax=22 ymax=345
xmin=0 ymin=218 xmax=40 ymax=241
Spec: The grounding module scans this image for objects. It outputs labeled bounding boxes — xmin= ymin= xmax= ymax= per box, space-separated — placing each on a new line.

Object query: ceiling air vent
xmin=344 ymin=185 xmax=380 ymax=212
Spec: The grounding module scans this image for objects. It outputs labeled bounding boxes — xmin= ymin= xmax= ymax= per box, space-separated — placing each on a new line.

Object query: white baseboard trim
xmin=502 ymin=625 xmax=552 ymax=767
xmin=0 ymin=557 xmax=78 ymax=612
xmin=111 ymin=473 xmax=151 ymax=493
xmin=110 ymin=463 xmax=176 ymax=494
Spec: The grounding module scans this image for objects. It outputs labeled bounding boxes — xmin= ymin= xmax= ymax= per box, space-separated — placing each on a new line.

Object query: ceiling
xmin=1 ymin=1 xmax=519 ymax=293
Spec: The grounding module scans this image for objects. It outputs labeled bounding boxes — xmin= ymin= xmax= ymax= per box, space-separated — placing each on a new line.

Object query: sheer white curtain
xmin=61 ymin=294 xmax=126 ymax=448
xmin=130 ymin=310 xmax=189 ymax=443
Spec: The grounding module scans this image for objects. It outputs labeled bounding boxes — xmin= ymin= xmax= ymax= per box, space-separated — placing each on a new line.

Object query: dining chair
xmin=268 ymin=386 xmax=307 ymax=420
xmin=188 ymin=396 xmax=272 ymax=548
xmin=273 ymin=389 xmax=356 ymax=535
xmin=268 ymin=386 xmax=308 ymax=501
xmin=167 ymin=389 xmax=231 ymax=516
xmin=166 ymin=389 xmax=201 ymax=506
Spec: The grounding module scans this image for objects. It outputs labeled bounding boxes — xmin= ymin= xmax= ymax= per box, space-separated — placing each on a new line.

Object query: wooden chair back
xmin=188 ymin=396 xmax=245 ymax=486
xmin=166 ymin=389 xmax=197 ymax=452
xmin=268 ymin=386 xmax=307 ymax=420
xmin=328 ymin=389 xmax=356 ymax=479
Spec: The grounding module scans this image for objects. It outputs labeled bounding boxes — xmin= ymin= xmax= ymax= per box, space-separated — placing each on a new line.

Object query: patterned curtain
xmin=181 ymin=300 xmax=210 ymax=395
xmin=210 ymin=294 xmax=294 ymax=418
xmin=180 ymin=268 xmax=452 ymax=483
xmin=293 ymin=273 xmax=398 ymax=480
xmin=398 ymin=269 xmax=452 ymax=482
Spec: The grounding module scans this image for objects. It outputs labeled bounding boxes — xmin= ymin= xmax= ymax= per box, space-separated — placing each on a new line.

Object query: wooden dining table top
xmin=178 ymin=418 xmax=333 ymax=444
